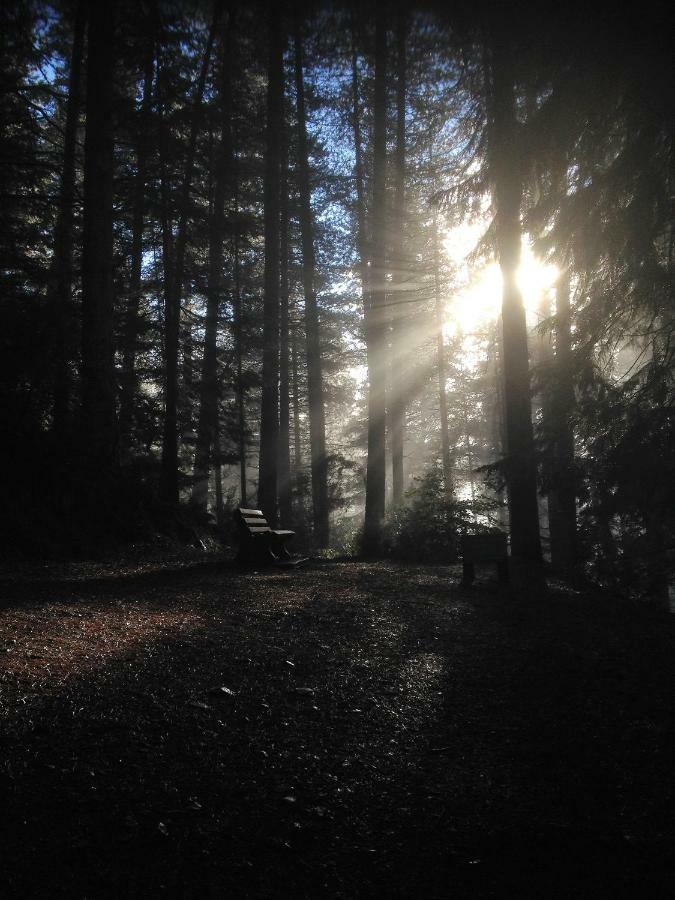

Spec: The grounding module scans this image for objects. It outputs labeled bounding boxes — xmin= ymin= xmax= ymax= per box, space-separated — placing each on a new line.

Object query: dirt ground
xmin=1 ymin=555 xmax=674 ymax=898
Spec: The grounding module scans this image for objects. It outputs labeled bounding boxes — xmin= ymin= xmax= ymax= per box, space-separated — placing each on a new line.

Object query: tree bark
xmin=119 ymin=40 xmax=153 ymax=454
xmin=293 ymin=24 xmax=329 ymax=546
xmin=350 ymin=20 xmax=369 ymax=292
xmin=191 ymin=14 xmax=232 ymax=514
xmin=213 ymin=417 xmax=224 ymax=528
xmin=257 ymin=4 xmax=284 ymax=522
xmin=389 ymin=9 xmax=406 ymax=505
xmin=362 ymin=8 xmax=387 ymax=556
xmin=278 ymin=114 xmax=293 ymax=524
xmin=432 ymin=206 xmax=452 ymax=494
xmin=291 ymin=318 xmax=302 ymax=478
xmin=489 ymin=40 xmax=542 ymax=563
xmin=160 ymin=4 xmax=220 ymax=502
xmin=81 ymin=0 xmax=117 ymax=469
xmin=51 ymin=0 xmax=85 ymax=441
xmin=548 ymin=271 xmax=577 ymax=569
xmin=232 ymin=152 xmax=247 ymax=506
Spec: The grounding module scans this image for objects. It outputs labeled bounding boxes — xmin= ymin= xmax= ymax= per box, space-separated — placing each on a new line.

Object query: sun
xmin=442 ymin=227 xmax=559 ymax=339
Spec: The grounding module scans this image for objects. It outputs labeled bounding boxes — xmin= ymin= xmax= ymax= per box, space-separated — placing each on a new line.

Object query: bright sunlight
xmin=443 ymin=225 xmax=559 ymax=338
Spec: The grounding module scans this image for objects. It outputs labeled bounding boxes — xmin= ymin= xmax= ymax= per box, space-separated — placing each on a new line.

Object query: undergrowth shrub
xmin=381 ymin=466 xmax=500 ymax=563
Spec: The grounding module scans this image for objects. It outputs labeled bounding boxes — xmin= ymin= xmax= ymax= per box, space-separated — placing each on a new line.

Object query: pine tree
xmin=191 ymin=13 xmax=233 ymax=514
xmin=81 ymin=0 xmax=118 ymax=470
xmin=487 ymin=35 xmax=541 ymax=564
xmin=293 ymin=19 xmax=329 ymax=546
xmin=50 ymin=0 xmax=86 ymax=441
xmin=362 ymin=7 xmax=387 ymax=555
xmin=258 ymin=4 xmax=284 ymax=522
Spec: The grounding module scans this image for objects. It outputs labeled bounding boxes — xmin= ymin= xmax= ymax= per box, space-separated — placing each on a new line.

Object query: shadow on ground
xmin=1 ymin=560 xmax=673 ymax=897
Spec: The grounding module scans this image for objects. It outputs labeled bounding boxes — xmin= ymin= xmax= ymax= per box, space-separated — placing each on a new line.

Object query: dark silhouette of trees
xmin=293 ymin=19 xmax=329 ymax=546
xmin=81 ymin=0 xmax=118 ymax=471
xmin=0 ymin=0 xmax=670 ymax=597
xmin=119 ymin=27 xmax=154 ymax=456
xmin=191 ymin=13 xmax=233 ymax=514
xmin=486 ymin=34 xmax=542 ymax=564
xmin=363 ymin=7 xmax=388 ymax=556
xmin=160 ymin=3 xmax=221 ymax=503
xmin=258 ymin=4 xmax=284 ymax=523
xmin=389 ymin=9 xmax=407 ymax=506
xmin=50 ymin=0 xmax=86 ymax=442
xmin=278 ymin=111 xmax=293 ymax=524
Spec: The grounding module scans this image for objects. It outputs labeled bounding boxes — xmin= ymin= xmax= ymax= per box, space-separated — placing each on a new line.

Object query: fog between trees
xmin=1 ymin=0 xmax=672 ymax=600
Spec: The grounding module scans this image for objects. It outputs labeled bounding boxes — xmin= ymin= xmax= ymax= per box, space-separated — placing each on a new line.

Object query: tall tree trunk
xmin=119 ymin=42 xmax=153 ymax=454
xmin=278 ymin=116 xmax=293 ymax=523
xmin=389 ymin=9 xmax=406 ymax=505
xmin=362 ymin=8 xmax=387 ymax=556
xmin=257 ymin=5 xmax=284 ymax=522
xmin=51 ymin=0 xmax=85 ymax=441
xmin=548 ymin=271 xmax=577 ymax=569
xmin=461 ymin=385 xmax=476 ymax=505
xmin=191 ymin=14 xmax=232 ymax=513
xmin=213 ymin=417 xmax=224 ymax=528
xmin=534 ymin=287 xmax=554 ymax=553
xmin=160 ymin=4 xmax=220 ymax=502
xmin=81 ymin=0 xmax=117 ymax=469
xmin=488 ymin=41 xmax=541 ymax=563
xmin=487 ymin=322 xmax=509 ymax=526
xmin=182 ymin=301 xmax=194 ymax=421
xmin=350 ymin=19 xmax=369 ymax=291
xmin=232 ymin=154 xmax=247 ymax=506
xmin=291 ymin=318 xmax=302 ymax=479
xmin=432 ymin=206 xmax=452 ymax=493
xmin=293 ymin=23 xmax=329 ymax=546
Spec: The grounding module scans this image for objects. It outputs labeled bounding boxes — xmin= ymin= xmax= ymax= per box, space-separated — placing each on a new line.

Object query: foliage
xmin=381 ymin=465 xmax=498 ymax=563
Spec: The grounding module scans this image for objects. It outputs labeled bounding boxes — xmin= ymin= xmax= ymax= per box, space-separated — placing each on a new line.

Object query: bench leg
xmin=277 ymin=541 xmax=292 ymax=560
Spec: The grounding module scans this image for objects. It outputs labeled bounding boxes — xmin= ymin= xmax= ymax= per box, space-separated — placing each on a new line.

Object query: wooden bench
xmin=234 ymin=508 xmax=301 ymax=567
xmin=460 ymin=532 xmax=509 ymax=584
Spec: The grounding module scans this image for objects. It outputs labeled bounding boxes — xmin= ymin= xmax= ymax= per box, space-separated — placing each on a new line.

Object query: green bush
xmin=381 ymin=465 xmax=499 ymax=563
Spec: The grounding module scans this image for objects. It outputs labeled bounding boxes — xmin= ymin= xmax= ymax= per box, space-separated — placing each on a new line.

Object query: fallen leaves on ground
xmin=0 ymin=556 xmax=673 ymax=897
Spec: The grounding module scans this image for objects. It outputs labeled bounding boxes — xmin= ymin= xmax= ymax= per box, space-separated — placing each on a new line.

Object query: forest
xmin=1 ymin=1 xmax=674 ymax=894
xmin=1 ymin=0 xmax=673 ymax=599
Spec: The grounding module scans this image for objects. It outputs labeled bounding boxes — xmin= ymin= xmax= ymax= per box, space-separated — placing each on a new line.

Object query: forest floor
xmin=1 ymin=553 xmax=674 ymax=899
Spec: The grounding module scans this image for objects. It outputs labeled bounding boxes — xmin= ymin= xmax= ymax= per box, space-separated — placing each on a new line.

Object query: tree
xmin=389 ymin=8 xmax=409 ymax=506
xmin=293 ymin=19 xmax=329 ymax=546
xmin=81 ymin=0 xmax=118 ymax=470
xmin=278 ymin=109 xmax=293 ymax=523
xmin=487 ymin=35 xmax=541 ymax=564
xmin=362 ymin=7 xmax=388 ymax=555
xmin=50 ymin=0 xmax=86 ymax=441
xmin=119 ymin=28 xmax=154 ymax=454
xmin=191 ymin=13 xmax=233 ymax=513
xmin=258 ymin=4 xmax=284 ymax=522
xmin=160 ymin=3 xmax=221 ymax=503
xmin=547 ymin=271 xmax=577 ymax=569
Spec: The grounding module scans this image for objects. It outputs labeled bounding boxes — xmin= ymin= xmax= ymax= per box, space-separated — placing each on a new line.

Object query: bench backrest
xmin=234 ymin=508 xmax=272 ymax=535
xmin=460 ymin=532 xmax=508 ymax=562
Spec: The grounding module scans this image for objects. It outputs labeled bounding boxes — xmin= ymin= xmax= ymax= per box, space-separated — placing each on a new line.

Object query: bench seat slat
xmin=234 ymin=507 xmax=297 ymax=566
